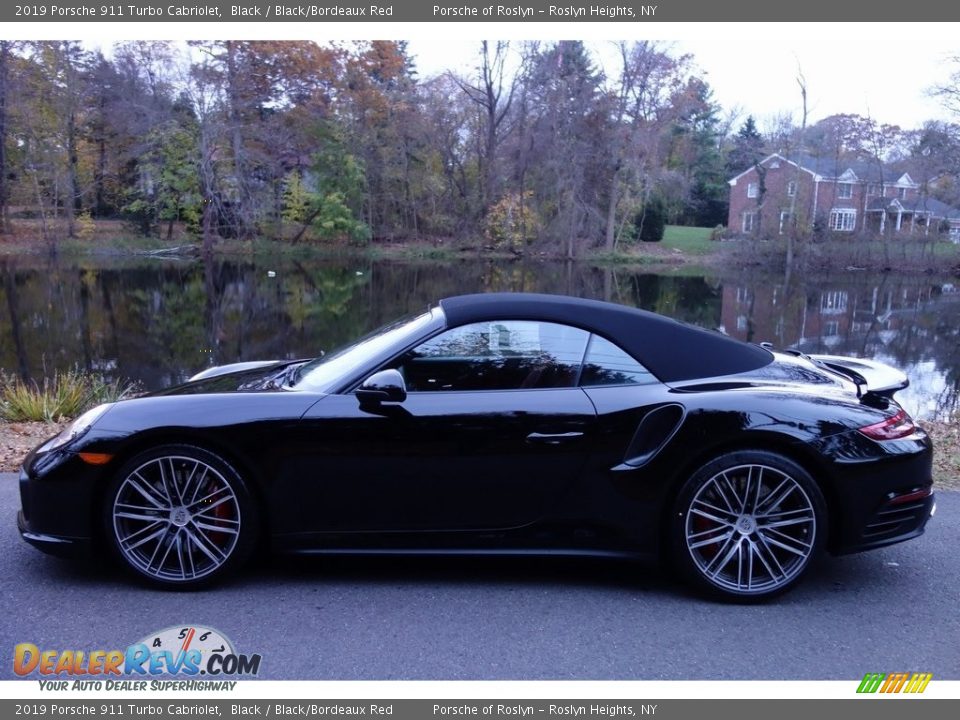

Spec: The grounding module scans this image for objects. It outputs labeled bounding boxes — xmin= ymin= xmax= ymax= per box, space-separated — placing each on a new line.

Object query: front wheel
xmin=103 ymin=445 xmax=258 ymax=589
xmin=670 ymin=450 xmax=826 ymax=601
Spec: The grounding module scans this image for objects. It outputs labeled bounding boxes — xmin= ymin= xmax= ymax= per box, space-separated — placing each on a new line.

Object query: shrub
xmin=0 ymin=369 xmax=142 ymax=423
xmin=484 ymin=191 xmax=542 ymax=250
xmin=76 ymin=211 xmax=97 ymax=241
xmin=634 ymin=197 xmax=666 ymax=243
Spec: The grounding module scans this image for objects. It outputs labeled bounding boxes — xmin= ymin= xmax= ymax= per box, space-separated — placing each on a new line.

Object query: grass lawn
xmin=661 ymin=225 xmax=715 ymax=255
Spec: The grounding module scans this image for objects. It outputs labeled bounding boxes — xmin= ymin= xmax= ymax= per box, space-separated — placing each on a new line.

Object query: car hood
xmin=151 ymin=360 xmax=309 ymax=396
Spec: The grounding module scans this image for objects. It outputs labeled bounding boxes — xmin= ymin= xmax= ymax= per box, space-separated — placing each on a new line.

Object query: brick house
xmin=727 ymin=153 xmax=960 ymax=240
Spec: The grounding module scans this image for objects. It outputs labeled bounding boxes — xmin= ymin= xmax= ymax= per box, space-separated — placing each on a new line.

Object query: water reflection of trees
xmin=0 ymin=258 xmax=725 ymax=392
xmin=16 ymin=256 xmax=959 ymax=418
xmin=721 ymin=270 xmax=960 ymax=418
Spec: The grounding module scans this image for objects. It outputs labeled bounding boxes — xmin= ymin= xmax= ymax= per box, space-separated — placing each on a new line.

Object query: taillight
xmin=859 ymin=409 xmax=916 ymax=440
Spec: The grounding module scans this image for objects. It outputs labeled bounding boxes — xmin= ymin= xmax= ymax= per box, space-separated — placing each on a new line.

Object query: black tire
xmin=670 ymin=450 xmax=826 ymax=601
xmin=102 ymin=444 xmax=259 ymax=589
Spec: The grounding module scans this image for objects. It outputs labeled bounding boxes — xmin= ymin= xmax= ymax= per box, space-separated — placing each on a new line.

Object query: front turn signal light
xmin=78 ymin=452 xmax=113 ymax=465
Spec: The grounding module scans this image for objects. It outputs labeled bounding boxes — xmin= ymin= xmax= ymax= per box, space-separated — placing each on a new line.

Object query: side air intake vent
xmin=624 ymin=403 xmax=685 ymax=468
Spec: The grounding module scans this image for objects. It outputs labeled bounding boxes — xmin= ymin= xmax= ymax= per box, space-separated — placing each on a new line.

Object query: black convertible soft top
xmin=439 ymin=293 xmax=773 ymax=383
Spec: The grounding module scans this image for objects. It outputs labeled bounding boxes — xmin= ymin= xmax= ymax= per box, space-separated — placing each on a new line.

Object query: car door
xmin=291 ymin=320 xmax=597 ymax=534
xmin=571 ymin=334 xmax=681 ymax=545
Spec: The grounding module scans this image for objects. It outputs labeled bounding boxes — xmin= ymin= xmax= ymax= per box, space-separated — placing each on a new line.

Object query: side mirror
xmin=356 ymin=369 xmax=407 ymax=405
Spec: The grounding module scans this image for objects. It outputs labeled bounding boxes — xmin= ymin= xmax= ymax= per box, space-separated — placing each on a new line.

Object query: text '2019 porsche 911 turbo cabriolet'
xmin=18 ymin=293 xmax=935 ymax=600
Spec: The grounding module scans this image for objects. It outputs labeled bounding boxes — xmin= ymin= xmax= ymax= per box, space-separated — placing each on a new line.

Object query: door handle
xmin=526 ymin=431 xmax=584 ymax=445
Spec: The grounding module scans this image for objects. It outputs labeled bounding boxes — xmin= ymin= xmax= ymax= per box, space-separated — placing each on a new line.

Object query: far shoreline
xmin=2 ymin=220 xmax=960 ymax=276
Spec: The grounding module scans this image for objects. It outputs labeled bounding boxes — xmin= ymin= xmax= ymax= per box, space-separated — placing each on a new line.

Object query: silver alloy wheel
xmin=684 ymin=463 xmax=817 ymax=594
xmin=111 ymin=455 xmax=241 ymax=582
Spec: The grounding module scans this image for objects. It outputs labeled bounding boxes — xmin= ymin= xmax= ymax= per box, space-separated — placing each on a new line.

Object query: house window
xmin=837 ymin=183 xmax=853 ymax=199
xmin=821 ymin=291 xmax=848 ymax=314
xmin=786 ymin=181 xmax=797 ymax=197
xmin=747 ymin=182 xmax=759 ymax=199
xmin=829 ymin=208 xmax=857 ymax=231
xmin=867 ymin=183 xmax=879 ymax=196
xmin=824 ymin=320 xmax=840 ymax=337
xmin=779 ymin=211 xmax=794 ymax=234
xmin=898 ymin=186 xmax=908 ymax=199
xmin=742 ymin=211 xmax=758 ymax=233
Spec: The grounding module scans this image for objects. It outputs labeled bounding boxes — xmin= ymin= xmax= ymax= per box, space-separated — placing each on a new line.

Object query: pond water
xmin=0 ymin=255 xmax=957 ymax=420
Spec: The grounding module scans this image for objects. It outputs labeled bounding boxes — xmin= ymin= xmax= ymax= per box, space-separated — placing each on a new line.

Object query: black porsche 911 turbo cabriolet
xmin=17 ymin=293 xmax=935 ymax=600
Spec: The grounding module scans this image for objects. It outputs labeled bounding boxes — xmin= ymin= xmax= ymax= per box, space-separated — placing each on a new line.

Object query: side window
xmin=398 ymin=321 xmax=589 ymax=391
xmin=580 ymin=335 xmax=656 ymax=387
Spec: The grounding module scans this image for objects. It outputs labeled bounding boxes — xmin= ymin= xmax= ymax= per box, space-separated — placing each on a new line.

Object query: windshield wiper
xmin=286 ymin=353 xmax=325 ymax=388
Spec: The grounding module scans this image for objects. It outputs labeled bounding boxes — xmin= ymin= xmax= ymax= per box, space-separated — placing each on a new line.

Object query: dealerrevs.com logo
xmin=14 ymin=625 xmax=261 ymax=689
xmin=856 ymin=672 xmax=933 ymax=694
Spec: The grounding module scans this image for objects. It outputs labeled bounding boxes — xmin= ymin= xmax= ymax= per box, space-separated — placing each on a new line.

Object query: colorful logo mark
xmin=13 ymin=625 xmax=261 ymax=678
xmin=857 ymin=672 xmax=932 ymax=694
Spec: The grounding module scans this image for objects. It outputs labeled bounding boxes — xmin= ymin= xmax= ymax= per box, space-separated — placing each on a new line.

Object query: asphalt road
xmin=1 ymin=472 xmax=957 ymax=680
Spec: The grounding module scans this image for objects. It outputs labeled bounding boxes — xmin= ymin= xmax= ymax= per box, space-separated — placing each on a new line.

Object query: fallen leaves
xmin=0 ymin=421 xmax=65 ymax=472
xmin=920 ymin=419 xmax=960 ymax=492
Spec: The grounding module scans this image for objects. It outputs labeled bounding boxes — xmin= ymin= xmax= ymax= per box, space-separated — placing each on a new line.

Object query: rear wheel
xmin=671 ymin=450 xmax=826 ymax=601
xmin=104 ymin=445 xmax=258 ymax=589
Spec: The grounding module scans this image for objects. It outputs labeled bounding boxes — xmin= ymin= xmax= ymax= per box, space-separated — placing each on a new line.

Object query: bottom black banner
xmin=3 ymin=700 xmax=958 ymax=720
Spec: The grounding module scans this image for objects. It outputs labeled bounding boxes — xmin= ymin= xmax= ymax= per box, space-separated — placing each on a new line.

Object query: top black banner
xmin=6 ymin=0 xmax=960 ymax=22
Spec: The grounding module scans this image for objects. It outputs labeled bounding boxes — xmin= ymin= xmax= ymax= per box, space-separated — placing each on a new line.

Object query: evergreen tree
xmin=636 ymin=195 xmax=666 ymax=242
xmin=668 ymin=78 xmax=727 ymax=226
xmin=726 ymin=115 xmax=765 ymax=176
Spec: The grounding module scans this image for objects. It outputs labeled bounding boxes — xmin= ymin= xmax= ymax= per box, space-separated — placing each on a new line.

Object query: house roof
xmin=803 ymin=155 xmax=895 ymax=182
xmin=865 ymin=195 xmax=960 ymax=219
xmin=727 ymin=152 xmax=915 ymax=185
xmin=727 ymin=153 xmax=819 ymax=185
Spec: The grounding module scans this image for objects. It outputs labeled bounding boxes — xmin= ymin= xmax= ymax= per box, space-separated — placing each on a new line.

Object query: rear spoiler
xmin=189 ymin=360 xmax=285 ymax=381
xmin=808 ymin=354 xmax=909 ymax=400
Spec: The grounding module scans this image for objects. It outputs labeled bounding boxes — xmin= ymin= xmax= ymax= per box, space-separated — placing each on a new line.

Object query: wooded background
xmin=1 ymin=40 xmax=958 ymax=255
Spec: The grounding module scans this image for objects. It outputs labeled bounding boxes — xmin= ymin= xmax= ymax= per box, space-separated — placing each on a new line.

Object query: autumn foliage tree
xmin=3 ymin=40 xmax=952 ymax=256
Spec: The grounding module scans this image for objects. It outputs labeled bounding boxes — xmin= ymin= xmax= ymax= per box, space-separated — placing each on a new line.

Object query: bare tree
xmin=0 ymin=41 xmax=12 ymax=234
xmin=785 ymin=70 xmax=809 ymax=273
xmin=451 ymin=41 xmax=516 ymax=216
xmin=604 ymin=41 xmax=689 ymax=251
xmin=46 ymin=42 xmax=86 ymax=239
xmin=522 ymin=41 xmax=605 ymax=257
xmin=930 ymin=56 xmax=960 ymax=116
xmin=182 ymin=56 xmax=226 ymax=253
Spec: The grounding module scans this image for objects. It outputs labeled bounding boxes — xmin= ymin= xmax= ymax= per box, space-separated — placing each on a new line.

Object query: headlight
xmin=40 ymin=404 xmax=112 ymax=452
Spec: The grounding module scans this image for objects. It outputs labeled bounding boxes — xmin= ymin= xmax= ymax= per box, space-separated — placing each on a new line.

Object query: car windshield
xmin=290 ymin=309 xmax=439 ymax=392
